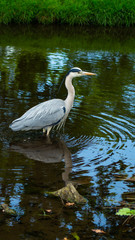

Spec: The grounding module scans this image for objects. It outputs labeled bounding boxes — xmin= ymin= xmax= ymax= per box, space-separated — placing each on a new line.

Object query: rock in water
xmin=50 ymin=183 xmax=87 ymax=204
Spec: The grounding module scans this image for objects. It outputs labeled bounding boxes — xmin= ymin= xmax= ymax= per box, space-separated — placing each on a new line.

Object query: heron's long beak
xmin=83 ymin=71 xmax=96 ymax=76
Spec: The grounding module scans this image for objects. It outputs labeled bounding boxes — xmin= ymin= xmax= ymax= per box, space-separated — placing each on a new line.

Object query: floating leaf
xmin=92 ymin=229 xmax=106 ymax=234
xmin=116 ymin=207 xmax=135 ymax=216
xmin=45 ymin=209 xmax=52 ymax=213
xmin=65 ymin=202 xmax=75 ymax=207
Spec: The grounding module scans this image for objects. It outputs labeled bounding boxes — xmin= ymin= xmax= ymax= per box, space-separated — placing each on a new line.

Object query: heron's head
xmin=67 ymin=67 xmax=96 ymax=78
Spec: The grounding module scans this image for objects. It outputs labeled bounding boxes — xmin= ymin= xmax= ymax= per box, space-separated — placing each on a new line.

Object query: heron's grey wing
xmin=9 ymin=99 xmax=66 ymax=131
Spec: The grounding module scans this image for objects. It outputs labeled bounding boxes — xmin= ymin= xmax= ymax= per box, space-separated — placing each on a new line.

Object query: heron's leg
xmin=46 ymin=126 xmax=52 ymax=136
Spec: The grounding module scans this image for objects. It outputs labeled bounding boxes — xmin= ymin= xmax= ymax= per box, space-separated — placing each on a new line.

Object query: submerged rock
xmin=48 ymin=183 xmax=87 ymax=204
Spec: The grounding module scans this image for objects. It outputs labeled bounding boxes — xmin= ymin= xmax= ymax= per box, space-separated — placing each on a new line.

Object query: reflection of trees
xmin=15 ymin=52 xmax=47 ymax=92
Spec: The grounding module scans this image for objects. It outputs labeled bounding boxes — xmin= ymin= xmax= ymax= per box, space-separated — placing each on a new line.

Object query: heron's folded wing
xmin=10 ymin=99 xmax=66 ymax=131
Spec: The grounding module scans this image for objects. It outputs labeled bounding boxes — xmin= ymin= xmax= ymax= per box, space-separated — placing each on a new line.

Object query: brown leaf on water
xmin=45 ymin=209 xmax=52 ymax=213
xmin=63 ymin=237 xmax=69 ymax=240
xmin=92 ymin=229 xmax=106 ymax=234
xmin=65 ymin=202 xmax=75 ymax=207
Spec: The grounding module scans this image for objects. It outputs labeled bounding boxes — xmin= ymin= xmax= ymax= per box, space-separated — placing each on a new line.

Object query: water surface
xmin=0 ymin=25 xmax=135 ymax=240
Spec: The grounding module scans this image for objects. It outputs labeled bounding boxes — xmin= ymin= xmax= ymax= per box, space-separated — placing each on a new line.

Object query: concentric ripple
xmin=96 ymin=112 xmax=135 ymax=140
xmin=66 ymin=111 xmax=135 ymax=169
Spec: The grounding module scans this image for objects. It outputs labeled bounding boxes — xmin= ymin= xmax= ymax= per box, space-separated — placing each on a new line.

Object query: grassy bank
xmin=0 ymin=0 xmax=135 ymax=26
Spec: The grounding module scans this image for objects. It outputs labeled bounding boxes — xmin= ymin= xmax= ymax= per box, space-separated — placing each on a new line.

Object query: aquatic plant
xmin=116 ymin=208 xmax=135 ymax=216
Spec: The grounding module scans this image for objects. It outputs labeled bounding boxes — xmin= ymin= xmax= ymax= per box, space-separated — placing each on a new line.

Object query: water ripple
xmin=67 ymin=111 xmax=135 ymax=168
xmin=93 ymin=113 xmax=135 ymax=141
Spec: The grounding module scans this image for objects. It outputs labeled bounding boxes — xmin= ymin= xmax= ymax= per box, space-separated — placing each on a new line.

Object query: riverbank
xmin=0 ymin=0 xmax=135 ymax=26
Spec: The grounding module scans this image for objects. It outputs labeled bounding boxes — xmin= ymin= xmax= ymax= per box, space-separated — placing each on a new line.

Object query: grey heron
xmin=9 ymin=67 xmax=96 ymax=136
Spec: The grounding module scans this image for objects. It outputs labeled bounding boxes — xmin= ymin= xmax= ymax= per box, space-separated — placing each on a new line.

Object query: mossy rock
xmin=48 ymin=183 xmax=87 ymax=204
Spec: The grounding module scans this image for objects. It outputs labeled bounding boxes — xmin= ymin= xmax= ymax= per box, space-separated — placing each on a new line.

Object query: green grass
xmin=0 ymin=0 xmax=135 ymax=26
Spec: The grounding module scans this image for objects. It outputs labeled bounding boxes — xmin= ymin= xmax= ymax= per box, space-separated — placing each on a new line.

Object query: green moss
xmin=0 ymin=0 xmax=135 ymax=26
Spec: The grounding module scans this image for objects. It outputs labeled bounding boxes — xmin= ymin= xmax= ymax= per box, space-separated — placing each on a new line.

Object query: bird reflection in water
xmin=10 ymin=137 xmax=72 ymax=185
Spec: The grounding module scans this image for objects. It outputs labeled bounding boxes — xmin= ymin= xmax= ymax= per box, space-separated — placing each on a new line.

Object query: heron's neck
xmin=64 ymin=75 xmax=75 ymax=113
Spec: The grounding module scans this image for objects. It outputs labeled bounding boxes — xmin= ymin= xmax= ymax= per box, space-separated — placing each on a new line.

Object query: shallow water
xmin=0 ymin=25 xmax=135 ymax=239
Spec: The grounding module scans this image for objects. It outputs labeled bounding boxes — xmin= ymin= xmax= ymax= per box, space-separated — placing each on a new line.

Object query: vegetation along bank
xmin=0 ymin=0 xmax=135 ymax=26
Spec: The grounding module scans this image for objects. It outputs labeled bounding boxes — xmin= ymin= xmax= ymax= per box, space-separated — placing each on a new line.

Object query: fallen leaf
xmin=65 ymin=202 xmax=75 ymax=207
xmin=45 ymin=209 xmax=52 ymax=213
xmin=92 ymin=229 xmax=106 ymax=234
xmin=63 ymin=238 xmax=69 ymax=240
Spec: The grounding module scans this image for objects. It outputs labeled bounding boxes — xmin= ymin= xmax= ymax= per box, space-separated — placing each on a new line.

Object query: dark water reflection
xmin=0 ymin=25 xmax=135 ymax=239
